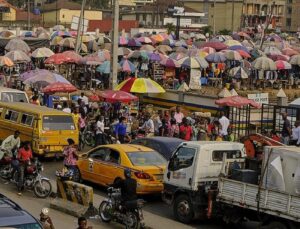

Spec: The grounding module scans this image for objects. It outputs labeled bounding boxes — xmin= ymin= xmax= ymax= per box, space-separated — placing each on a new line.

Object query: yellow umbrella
xmin=199 ymin=51 xmax=208 ymax=58
xmin=224 ymin=39 xmax=242 ymax=47
xmin=51 ymin=36 xmax=63 ymax=46
xmin=115 ymin=77 xmax=165 ymax=93
xmin=0 ymin=56 xmax=14 ymax=67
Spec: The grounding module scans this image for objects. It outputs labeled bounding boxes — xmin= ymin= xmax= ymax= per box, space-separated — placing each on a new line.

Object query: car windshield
xmin=1 ymin=92 xmax=28 ymax=103
xmin=127 ymin=151 xmax=166 ymax=166
xmin=42 ymin=115 xmax=75 ymax=131
xmin=9 ymin=223 xmax=42 ymax=229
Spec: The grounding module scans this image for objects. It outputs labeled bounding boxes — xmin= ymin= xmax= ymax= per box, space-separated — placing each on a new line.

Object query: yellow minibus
xmin=0 ymin=102 xmax=78 ymax=157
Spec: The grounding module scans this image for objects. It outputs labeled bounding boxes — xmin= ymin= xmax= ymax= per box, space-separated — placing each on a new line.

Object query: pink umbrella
xmin=269 ymin=54 xmax=290 ymax=61
xmin=215 ymin=96 xmax=261 ymax=108
xmin=237 ymin=50 xmax=251 ymax=59
xmin=275 ymin=60 xmax=292 ymax=70
xmin=200 ymin=47 xmax=216 ymax=54
xmin=120 ymin=59 xmax=136 ymax=72
xmin=282 ymin=48 xmax=299 ymax=57
xmin=98 ymin=90 xmax=138 ymax=103
xmin=42 ymin=82 xmax=77 ymax=94
xmin=200 ymin=41 xmax=228 ymax=51
xmin=137 ymin=37 xmax=152 ymax=44
xmin=119 ymin=36 xmax=128 ymax=45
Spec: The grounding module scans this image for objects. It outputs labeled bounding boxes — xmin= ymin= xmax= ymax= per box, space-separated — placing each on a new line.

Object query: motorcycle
xmin=12 ymin=159 xmax=52 ymax=198
xmin=99 ymin=187 xmax=145 ymax=229
xmin=0 ymin=148 xmax=18 ymax=180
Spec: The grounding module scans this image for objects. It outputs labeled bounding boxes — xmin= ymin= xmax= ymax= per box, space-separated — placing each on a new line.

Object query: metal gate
xmin=227 ymin=106 xmax=251 ymax=140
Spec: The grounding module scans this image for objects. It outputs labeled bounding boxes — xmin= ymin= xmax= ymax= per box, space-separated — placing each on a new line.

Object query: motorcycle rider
xmin=16 ymin=141 xmax=33 ymax=195
xmin=113 ymin=168 xmax=137 ymax=203
xmin=0 ymin=130 xmax=21 ymax=159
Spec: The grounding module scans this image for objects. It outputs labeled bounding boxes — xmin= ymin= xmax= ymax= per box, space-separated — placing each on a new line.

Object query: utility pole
xmin=231 ymin=0 xmax=235 ymax=32
xmin=259 ymin=1 xmax=275 ymax=49
xmin=213 ymin=0 xmax=216 ymax=35
xmin=75 ymin=0 xmax=87 ymax=53
xmin=27 ymin=0 xmax=31 ymax=30
xmin=56 ymin=0 xmax=58 ymax=25
xmin=110 ymin=0 xmax=119 ymax=89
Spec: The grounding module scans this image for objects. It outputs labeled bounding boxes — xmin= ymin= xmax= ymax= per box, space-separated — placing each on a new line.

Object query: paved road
xmin=0 ymin=160 xmax=256 ymax=229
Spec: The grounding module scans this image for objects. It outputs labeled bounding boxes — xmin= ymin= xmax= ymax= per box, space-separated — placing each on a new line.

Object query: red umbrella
xmin=44 ymin=53 xmax=65 ymax=65
xmin=269 ymin=54 xmax=290 ymax=61
xmin=200 ymin=41 xmax=228 ymax=51
xmin=237 ymin=50 xmax=251 ymax=59
xmin=44 ymin=51 xmax=82 ymax=64
xmin=42 ymin=82 xmax=77 ymax=94
xmin=282 ymin=48 xmax=299 ymax=57
xmin=89 ymin=94 xmax=101 ymax=102
xmin=215 ymin=96 xmax=261 ymax=108
xmin=98 ymin=90 xmax=138 ymax=103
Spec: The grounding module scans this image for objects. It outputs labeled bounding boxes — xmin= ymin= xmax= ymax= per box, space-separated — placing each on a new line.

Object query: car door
xmin=81 ymin=147 xmax=110 ymax=185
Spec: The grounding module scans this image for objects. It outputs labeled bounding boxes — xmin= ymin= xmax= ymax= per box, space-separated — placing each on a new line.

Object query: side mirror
xmin=167 ymin=171 xmax=170 ymax=180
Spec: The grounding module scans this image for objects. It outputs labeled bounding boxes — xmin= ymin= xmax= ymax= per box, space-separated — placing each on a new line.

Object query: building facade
xmin=285 ymin=0 xmax=300 ymax=32
xmin=0 ymin=0 xmax=17 ymax=22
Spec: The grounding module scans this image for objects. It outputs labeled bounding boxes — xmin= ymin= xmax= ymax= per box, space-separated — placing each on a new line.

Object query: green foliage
xmin=219 ymin=29 xmax=231 ymax=35
xmin=202 ymin=26 xmax=212 ymax=35
xmin=165 ymin=23 xmax=175 ymax=34
xmin=7 ymin=0 xmax=24 ymax=8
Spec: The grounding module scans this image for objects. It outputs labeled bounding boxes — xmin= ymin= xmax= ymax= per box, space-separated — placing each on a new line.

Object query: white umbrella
xmin=252 ymin=56 xmax=277 ymax=70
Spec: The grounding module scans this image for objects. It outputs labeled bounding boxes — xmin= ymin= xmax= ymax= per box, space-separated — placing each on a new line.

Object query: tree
xmin=202 ymin=26 xmax=212 ymax=36
xmin=7 ymin=0 xmax=25 ymax=8
xmin=165 ymin=23 xmax=175 ymax=34
xmin=219 ymin=29 xmax=231 ymax=35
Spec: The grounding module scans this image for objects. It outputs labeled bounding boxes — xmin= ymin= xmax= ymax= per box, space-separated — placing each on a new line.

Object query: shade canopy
xmin=215 ymin=95 xmax=261 ymax=108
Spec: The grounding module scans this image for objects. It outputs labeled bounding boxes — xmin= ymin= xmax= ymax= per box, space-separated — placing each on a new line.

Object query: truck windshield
xmin=170 ymin=147 xmax=196 ymax=171
xmin=1 ymin=92 xmax=28 ymax=103
xmin=42 ymin=115 xmax=75 ymax=131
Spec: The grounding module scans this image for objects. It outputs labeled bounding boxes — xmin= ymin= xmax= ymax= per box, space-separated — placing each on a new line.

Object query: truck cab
xmin=163 ymin=141 xmax=246 ymax=223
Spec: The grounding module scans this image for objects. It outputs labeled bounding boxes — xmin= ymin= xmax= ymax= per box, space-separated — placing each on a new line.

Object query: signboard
xmin=248 ymin=93 xmax=269 ymax=104
xmin=189 ymin=69 xmax=201 ymax=90
xmin=164 ymin=18 xmax=191 ymax=27
xmin=173 ymin=7 xmax=185 ymax=16
xmin=71 ymin=16 xmax=89 ymax=33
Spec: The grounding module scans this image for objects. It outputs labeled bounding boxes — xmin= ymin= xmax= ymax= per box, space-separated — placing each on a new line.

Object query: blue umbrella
xmin=229 ymin=45 xmax=250 ymax=53
xmin=205 ymin=52 xmax=226 ymax=63
xmin=149 ymin=53 xmax=161 ymax=62
xmin=119 ymin=59 xmax=136 ymax=72
xmin=96 ymin=61 xmax=111 ymax=74
xmin=127 ymin=38 xmax=142 ymax=47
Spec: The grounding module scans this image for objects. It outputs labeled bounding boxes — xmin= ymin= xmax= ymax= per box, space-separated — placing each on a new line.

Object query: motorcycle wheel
xmin=0 ymin=165 xmax=11 ymax=180
xmin=33 ymin=179 xmax=52 ymax=198
xmin=125 ymin=211 xmax=141 ymax=229
xmin=85 ymin=131 xmax=95 ymax=147
xmin=99 ymin=201 xmax=112 ymax=223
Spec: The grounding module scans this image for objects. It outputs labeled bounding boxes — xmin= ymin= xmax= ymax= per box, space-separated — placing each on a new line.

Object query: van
xmin=0 ymin=87 xmax=29 ymax=103
xmin=0 ymin=102 xmax=78 ymax=157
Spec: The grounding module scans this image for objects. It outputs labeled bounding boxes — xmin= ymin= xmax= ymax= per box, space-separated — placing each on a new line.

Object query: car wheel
xmin=173 ymin=194 xmax=194 ymax=224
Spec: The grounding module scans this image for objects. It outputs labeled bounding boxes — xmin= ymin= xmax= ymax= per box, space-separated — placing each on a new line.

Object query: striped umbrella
xmin=31 ymin=48 xmax=54 ymax=58
xmin=205 ymin=52 xmax=226 ymax=63
xmin=252 ymin=57 xmax=277 ymax=70
xmin=179 ymin=56 xmax=208 ymax=69
xmin=127 ymin=50 xmax=149 ymax=60
xmin=119 ymin=59 xmax=136 ymax=72
xmin=229 ymin=66 xmax=249 ymax=79
xmin=5 ymin=50 xmax=31 ymax=63
xmin=223 ymin=50 xmax=242 ymax=61
xmin=115 ymin=77 xmax=165 ymax=93
xmin=160 ymin=58 xmax=180 ymax=68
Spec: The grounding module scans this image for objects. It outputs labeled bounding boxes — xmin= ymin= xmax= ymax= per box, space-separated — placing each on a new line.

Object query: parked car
xmin=0 ymin=193 xmax=42 ymax=228
xmin=76 ymin=144 xmax=167 ymax=194
xmin=131 ymin=137 xmax=184 ymax=160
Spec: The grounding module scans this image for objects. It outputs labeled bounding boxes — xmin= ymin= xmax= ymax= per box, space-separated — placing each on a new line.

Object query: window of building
xmin=143 ymin=14 xmax=146 ymax=22
xmin=287 ymin=7 xmax=292 ymax=15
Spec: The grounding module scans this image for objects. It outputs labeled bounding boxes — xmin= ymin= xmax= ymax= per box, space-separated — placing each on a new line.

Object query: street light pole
xmin=213 ymin=0 xmax=216 ymax=35
xmin=110 ymin=0 xmax=119 ymax=89
xmin=75 ymin=0 xmax=87 ymax=53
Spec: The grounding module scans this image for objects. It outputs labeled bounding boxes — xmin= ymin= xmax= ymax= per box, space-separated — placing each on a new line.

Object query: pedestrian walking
xmin=40 ymin=208 xmax=55 ymax=229
xmin=95 ymin=115 xmax=105 ymax=146
xmin=179 ymin=118 xmax=193 ymax=141
xmin=281 ymin=112 xmax=291 ymax=145
xmin=63 ymin=139 xmax=78 ymax=172
xmin=219 ymin=111 xmax=230 ymax=141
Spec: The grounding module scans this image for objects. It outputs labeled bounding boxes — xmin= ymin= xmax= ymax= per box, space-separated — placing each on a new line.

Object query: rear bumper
xmin=136 ymin=182 xmax=164 ymax=194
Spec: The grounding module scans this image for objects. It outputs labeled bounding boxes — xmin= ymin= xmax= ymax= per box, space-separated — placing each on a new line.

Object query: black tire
xmin=99 ymin=201 xmax=112 ymax=223
xmin=125 ymin=211 xmax=141 ymax=229
xmin=33 ymin=179 xmax=52 ymax=198
xmin=173 ymin=194 xmax=194 ymax=224
xmin=0 ymin=165 xmax=12 ymax=180
xmin=262 ymin=221 xmax=288 ymax=229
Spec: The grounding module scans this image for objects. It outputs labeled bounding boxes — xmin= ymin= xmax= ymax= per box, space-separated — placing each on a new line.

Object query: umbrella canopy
xmin=137 ymin=37 xmax=152 ymax=44
xmin=161 ymin=38 xmax=175 ymax=46
xmin=127 ymin=38 xmax=142 ymax=47
xmin=42 ymin=82 xmax=77 ymax=94
xmin=0 ymin=56 xmax=14 ymax=67
xmin=200 ymin=41 xmax=228 ymax=51
xmin=5 ymin=38 xmax=30 ymax=53
xmin=44 ymin=51 xmax=82 ymax=65
xmin=98 ymin=90 xmax=138 ymax=103
xmin=156 ymin=45 xmax=172 ymax=53
xmin=169 ymin=52 xmax=188 ymax=61
xmin=50 ymin=31 xmax=70 ymax=40
xmin=20 ymin=69 xmax=55 ymax=81
xmin=237 ymin=50 xmax=251 ymax=59
xmin=140 ymin=44 xmax=155 ymax=52
xmin=80 ymin=55 xmax=103 ymax=65
xmin=275 ymin=60 xmax=292 ymax=70
xmin=119 ymin=59 xmax=136 ymax=72
xmin=5 ymin=50 xmax=31 ymax=63
xmin=224 ymin=39 xmax=242 ymax=47
xmin=115 ymin=77 xmax=165 ymax=93
xmin=0 ymin=31 xmax=14 ymax=38
xmin=127 ymin=50 xmax=149 ymax=60
xmin=215 ymin=95 xmax=261 ymax=108
xmin=23 ymin=72 xmax=70 ymax=85
xmin=118 ymin=47 xmax=132 ymax=56
xmin=252 ymin=56 xmax=277 ymax=70
xmin=53 ymin=25 xmax=65 ymax=31
xmin=149 ymin=53 xmax=161 ymax=62
xmin=179 ymin=56 xmax=208 ymax=69
xmin=160 ymin=58 xmax=180 ymax=68
xmin=205 ymin=52 xmax=226 ymax=63
xmin=269 ymin=54 xmax=290 ymax=61
xmin=31 ymin=48 xmax=54 ymax=58
xmin=228 ymin=45 xmax=249 ymax=53
xmin=241 ymin=59 xmax=252 ymax=68
xmin=264 ymin=46 xmax=282 ymax=56
xmin=51 ymin=36 xmax=63 ymax=46
xmin=119 ymin=36 xmax=128 ymax=45
xmin=95 ymin=49 xmax=111 ymax=61
xmin=89 ymin=94 xmax=101 ymax=102
xmin=290 ymin=54 xmax=300 ymax=66
xmin=250 ymin=48 xmax=265 ymax=58
xmin=199 ymin=47 xmax=216 ymax=54
xmin=58 ymin=37 xmax=76 ymax=48
xmin=188 ymin=49 xmax=208 ymax=58
xmin=96 ymin=61 xmax=111 ymax=74
xmin=237 ymin=31 xmax=251 ymax=39
xmin=175 ymin=46 xmax=188 ymax=54
xmin=282 ymin=48 xmax=299 ymax=56
xmin=223 ymin=50 xmax=242 ymax=61
xmin=229 ymin=66 xmax=249 ymax=79
xmin=194 ymin=34 xmax=206 ymax=40
xmin=175 ymin=40 xmax=187 ymax=47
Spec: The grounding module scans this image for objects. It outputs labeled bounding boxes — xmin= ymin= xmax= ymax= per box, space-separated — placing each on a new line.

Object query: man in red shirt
xmin=16 ymin=141 xmax=32 ymax=195
xmin=179 ymin=118 xmax=193 ymax=141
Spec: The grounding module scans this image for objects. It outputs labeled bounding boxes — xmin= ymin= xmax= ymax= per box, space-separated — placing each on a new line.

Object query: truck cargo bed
xmin=217 ymin=178 xmax=300 ymax=223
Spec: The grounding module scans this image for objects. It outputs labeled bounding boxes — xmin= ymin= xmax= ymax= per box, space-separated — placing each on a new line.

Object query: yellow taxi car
xmin=77 ymin=144 xmax=167 ymax=194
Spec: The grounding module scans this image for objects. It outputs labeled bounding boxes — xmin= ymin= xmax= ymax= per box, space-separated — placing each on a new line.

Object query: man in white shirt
xmin=174 ymin=106 xmax=184 ymax=124
xmin=0 ymin=130 xmax=21 ymax=159
xmin=62 ymin=101 xmax=71 ymax=113
xmin=95 ymin=116 xmax=105 ymax=146
xmin=219 ymin=111 xmax=230 ymax=140
xmin=140 ymin=114 xmax=155 ymax=137
xmin=79 ymin=92 xmax=89 ymax=106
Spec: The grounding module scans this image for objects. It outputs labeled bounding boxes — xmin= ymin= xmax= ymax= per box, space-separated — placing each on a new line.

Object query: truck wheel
xmin=173 ymin=194 xmax=194 ymax=224
xmin=264 ymin=221 xmax=287 ymax=229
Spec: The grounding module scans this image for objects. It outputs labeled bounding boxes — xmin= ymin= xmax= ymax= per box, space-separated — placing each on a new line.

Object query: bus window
xmin=21 ymin=114 xmax=34 ymax=126
xmin=5 ymin=110 xmax=19 ymax=122
xmin=42 ymin=115 xmax=75 ymax=131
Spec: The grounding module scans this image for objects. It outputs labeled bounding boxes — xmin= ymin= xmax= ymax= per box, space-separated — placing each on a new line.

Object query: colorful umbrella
xmin=269 ymin=54 xmax=290 ymax=61
xmin=137 ymin=37 xmax=152 ymax=44
xmin=179 ymin=56 xmax=208 ymax=69
xmin=0 ymin=31 xmax=14 ymax=38
xmin=169 ymin=52 xmax=188 ymax=61
xmin=119 ymin=59 xmax=136 ymax=72
xmin=50 ymin=31 xmax=70 ymax=40
xmin=96 ymin=61 xmax=111 ymax=74
xmin=128 ymin=50 xmax=149 ymax=60
xmin=224 ymin=39 xmax=242 ymax=47
xmin=115 ymin=77 xmax=165 ymax=93
xmin=5 ymin=50 xmax=31 ymax=63
xmin=229 ymin=66 xmax=249 ymax=79
xmin=199 ymin=47 xmax=216 ymax=54
xmin=188 ymin=49 xmax=208 ymax=58
xmin=228 ymin=45 xmax=250 ymax=53
xmin=175 ymin=46 xmax=188 ymax=54
xmin=51 ymin=36 xmax=63 ymax=46
xmin=223 ymin=50 xmax=242 ymax=61
xmin=42 ymin=82 xmax=77 ymax=94
xmin=205 ymin=52 xmax=226 ymax=63
xmin=20 ymin=69 xmax=53 ymax=81
xmin=96 ymin=49 xmax=111 ymax=61
xmin=160 ymin=58 xmax=180 ymax=68
xmin=252 ymin=57 xmax=277 ymax=70
xmin=264 ymin=46 xmax=282 ymax=56
xmin=200 ymin=41 xmax=227 ymax=50
xmin=140 ymin=44 xmax=155 ymax=52
xmin=251 ymin=48 xmax=265 ymax=58
xmin=282 ymin=48 xmax=299 ymax=56
xmin=119 ymin=36 xmax=128 ymax=45
xmin=21 ymin=31 xmax=36 ymax=37
xmin=275 ymin=60 xmax=292 ymax=70
xmin=5 ymin=38 xmax=31 ymax=53
xmin=290 ymin=55 xmax=300 ymax=66
xmin=23 ymin=72 xmax=70 ymax=85
xmin=0 ymin=56 xmax=14 ymax=67
xmin=118 ymin=47 xmax=132 ymax=56
xmin=161 ymin=38 xmax=175 ymax=46
xmin=237 ymin=50 xmax=251 ymax=59
xmin=149 ymin=53 xmax=161 ymax=62
xmin=62 ymin=51 xmax=82 ymax=63
xmin=127 ymin=38 xmax=142 ymax=47
xmin=31 ymin=48 xmax=54 ymax=58
xmin=215 ymin=95 xmax=261 ymax=108
xmin=175 ymin=40 xmax=188 ymax=47
xmin=156 ymin=45 xmax=172 ymax=53
xmin=98 ymin=90 xmax=138 ymax=103
xmin=44 ymin=51 xmax=82 ymax=65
